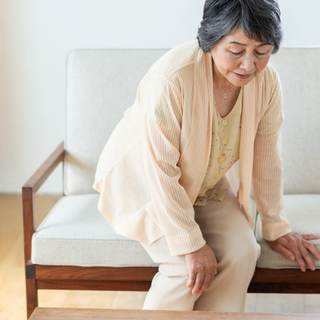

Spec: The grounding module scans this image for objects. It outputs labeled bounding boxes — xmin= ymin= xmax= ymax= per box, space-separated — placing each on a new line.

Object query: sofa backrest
xmin=64 ymin=49 xmax=166 ymax=195
xmin=64 ymin=47 xmax=320 ymax=195
xmin=270 ymin=49 xmax=320 ymax=194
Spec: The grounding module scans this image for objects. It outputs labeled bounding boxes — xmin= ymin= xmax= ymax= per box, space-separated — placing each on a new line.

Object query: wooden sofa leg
xmin=26 ymin=279 xmax=38 ymax=319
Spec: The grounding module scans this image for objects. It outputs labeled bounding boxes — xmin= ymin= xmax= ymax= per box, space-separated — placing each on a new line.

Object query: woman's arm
xmin=253 ymin=67 xmax=291 ymax=240
xmin=141 ymin=74 xmax=218 ymax=293
xmin=141 ymin=75 xmax=205 ymax=256
xmin=253 ymin=68 xmax=320 ymax=271
xmin=253 ymin=129 xmax=291 ymax=240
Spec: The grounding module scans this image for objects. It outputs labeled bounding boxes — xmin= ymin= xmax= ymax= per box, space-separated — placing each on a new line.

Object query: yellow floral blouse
xmin=194 ymin=88 xmax=243 ymax=206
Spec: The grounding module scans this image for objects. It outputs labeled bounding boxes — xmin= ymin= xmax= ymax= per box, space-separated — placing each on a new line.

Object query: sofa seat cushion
xmin=31 ymin=194 xmax=159 ymax=267
xmin=255 ymin=194 xmax=320 ymax=269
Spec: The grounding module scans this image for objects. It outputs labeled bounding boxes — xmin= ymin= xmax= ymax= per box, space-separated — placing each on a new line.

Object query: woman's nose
xmin=240 ymin=55 xmax=255 ymax=72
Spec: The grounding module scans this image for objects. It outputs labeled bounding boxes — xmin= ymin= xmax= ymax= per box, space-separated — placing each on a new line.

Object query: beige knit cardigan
xmin=93 ymin=40 xmax=291 ymax=256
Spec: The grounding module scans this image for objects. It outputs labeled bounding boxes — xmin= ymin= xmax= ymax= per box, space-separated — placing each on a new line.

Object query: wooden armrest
xmin=23 ymin=142 xmax=65 ymax=193
xmin=22 ymin=142 xmax=65 ymax=264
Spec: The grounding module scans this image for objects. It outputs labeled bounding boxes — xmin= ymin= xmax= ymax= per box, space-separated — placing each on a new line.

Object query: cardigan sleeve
xmin=253 ymin=130 xmax=292 ymax=240
xmin=140 ymin=75 xmax=206 ymax=256
xmin=252 ymin=69 xmax=292 ymax=241
xmin=256 ymin=68 xmax=283 ymax=135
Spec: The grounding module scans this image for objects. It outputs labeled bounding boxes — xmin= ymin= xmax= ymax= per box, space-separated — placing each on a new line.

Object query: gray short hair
xmin=197 ymin=0 xmax=283 ymax=54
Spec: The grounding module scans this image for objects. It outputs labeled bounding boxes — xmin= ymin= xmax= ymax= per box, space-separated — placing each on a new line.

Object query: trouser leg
xmin=193 ymin=190 xmax=261 ymax=311
xmin=142 ymin=190 xmax=260 ymax=311
xmin=142 ymin=236 xmax=199 ymax=310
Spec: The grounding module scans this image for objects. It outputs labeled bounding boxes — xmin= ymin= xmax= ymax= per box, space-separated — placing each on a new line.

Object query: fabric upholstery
xmin=255 ymin=194 xmax=320 ymax=269
xmin=31 ymin=194 xmax=158 ymax=267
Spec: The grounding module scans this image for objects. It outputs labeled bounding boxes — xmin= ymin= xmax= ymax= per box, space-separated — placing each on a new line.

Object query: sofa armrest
xmin=22 ymin=142 xmax=65 ymax=264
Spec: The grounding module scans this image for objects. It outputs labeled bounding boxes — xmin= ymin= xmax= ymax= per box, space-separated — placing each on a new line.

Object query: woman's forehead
xmin=223 ymin=28 xmax=270 ymax=47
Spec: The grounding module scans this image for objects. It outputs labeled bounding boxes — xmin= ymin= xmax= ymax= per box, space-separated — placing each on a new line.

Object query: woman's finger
xmin=192 ymin=272 xmax=205 ymax=295
xmin=293 ymin=252 xmax=306 ymax=272
xmin=302 ymin=234 xmax=320 ymax=240
xmin=186 ymin=269 xmax=196 ymax=289
xmin=270 ymin=243 xmax=295 ymax=261
xmin=286 ymin=245 xmax=306 ymax=272
xmin=303 ymin=240 xmax=320 ymax=261
xmin=298 ymin=242 xmax=315 ymax=271
xmin=198 ymin=272 xmax=212 ymax=294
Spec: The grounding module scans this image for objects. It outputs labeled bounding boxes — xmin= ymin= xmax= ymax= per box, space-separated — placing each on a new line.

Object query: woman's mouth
xmin=234 ymin=72 xmax=252 ymax=79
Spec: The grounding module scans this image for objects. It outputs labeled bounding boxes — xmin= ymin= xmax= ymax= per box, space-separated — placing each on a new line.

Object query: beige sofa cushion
xmin=31 ymin=194 xmax=159 ymax=267
xmin=32 ymin=193 xmax=319 ymax=269
xmin=255 ymin=194 xmax=320 ymax=269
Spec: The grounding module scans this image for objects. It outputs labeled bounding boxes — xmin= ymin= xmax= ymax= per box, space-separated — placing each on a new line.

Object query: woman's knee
xmin=220 ymin=233 xmax=260 ymax=270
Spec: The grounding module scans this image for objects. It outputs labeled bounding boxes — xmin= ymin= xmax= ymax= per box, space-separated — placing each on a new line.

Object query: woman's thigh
xmin=142 ymin=190 xmax=260 ymax=311
xmin=193 ymin=190 xmax=260 ymax=311
xmin=194 ymin=189 xmax=260 ymax=265
xmin=143 ymin=189 xmax=260 ymax=272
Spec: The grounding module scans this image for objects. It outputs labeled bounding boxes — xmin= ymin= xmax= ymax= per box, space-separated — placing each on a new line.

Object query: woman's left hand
xmin=267 ymin=232 xmax=320 ymax=272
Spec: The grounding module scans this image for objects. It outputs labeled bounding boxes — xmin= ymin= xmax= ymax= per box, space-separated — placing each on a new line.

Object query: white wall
xmin=0 ymin=0 xmax=319 ymax=194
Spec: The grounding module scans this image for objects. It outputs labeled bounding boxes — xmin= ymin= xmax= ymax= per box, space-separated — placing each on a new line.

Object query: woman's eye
xmin=255 ymin=51 xmax=269 ymax=56
xmin=230 ymin=51 xmax=243 ymax=56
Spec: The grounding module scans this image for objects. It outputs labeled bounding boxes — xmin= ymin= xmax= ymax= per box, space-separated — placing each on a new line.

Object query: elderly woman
xmin=94 ymin=0 xmax=320 ymax=312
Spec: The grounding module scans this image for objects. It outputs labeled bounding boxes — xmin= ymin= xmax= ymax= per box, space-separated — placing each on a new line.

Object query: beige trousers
xmin=141 ymin=190 xmax=261 ymax=312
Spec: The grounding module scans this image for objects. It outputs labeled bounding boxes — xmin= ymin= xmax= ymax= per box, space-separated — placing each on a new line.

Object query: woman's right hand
xmin=185 ymin=244 xmax=218 ymax=295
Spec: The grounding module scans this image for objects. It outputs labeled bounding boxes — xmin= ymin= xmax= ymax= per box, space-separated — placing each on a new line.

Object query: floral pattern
xmin=194 ymin=88 xmax=243 ymax=207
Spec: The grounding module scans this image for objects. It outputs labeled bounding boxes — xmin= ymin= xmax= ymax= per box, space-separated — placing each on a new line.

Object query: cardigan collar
xmin=205 ymin=50 xmax=257 ymax=225
xmin=239 ymin=78 xmax=257 ymax=226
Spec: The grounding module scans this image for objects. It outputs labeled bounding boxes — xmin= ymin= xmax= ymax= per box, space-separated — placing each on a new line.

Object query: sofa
xmin=23 ymin=47 xmax=320 ymax=318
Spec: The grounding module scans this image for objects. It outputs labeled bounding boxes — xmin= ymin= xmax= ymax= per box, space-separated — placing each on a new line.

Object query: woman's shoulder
xmin=146 ymin=40 xmax=201 ymax=80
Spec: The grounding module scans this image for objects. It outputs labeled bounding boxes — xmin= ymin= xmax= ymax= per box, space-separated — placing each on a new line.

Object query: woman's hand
xmin=267 ymin=232 xmax=320 ymax=272
xmin=185 ymin=244 xmax=218 ymax=295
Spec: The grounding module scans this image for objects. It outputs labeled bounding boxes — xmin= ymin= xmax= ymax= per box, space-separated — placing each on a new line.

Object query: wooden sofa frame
xmin=23 ymin=142 xmax=320 ymax=318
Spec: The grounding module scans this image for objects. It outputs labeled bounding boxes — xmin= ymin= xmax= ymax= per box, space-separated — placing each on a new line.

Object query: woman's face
xmin=210 ymin=28 xmax=273 ymax=87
